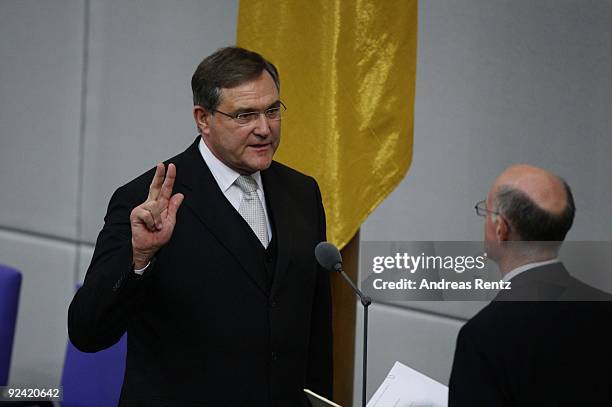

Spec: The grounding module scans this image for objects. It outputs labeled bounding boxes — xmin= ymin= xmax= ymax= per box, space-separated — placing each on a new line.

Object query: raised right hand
xmin=130 ymin=163 xmax=184 ymax=268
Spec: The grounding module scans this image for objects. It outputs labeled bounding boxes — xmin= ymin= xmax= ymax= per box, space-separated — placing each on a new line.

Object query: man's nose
xmin=253 ymin=113 xmax=271 ymax=137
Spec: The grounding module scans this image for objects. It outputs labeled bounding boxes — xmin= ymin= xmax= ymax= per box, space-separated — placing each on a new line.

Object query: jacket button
xmin=269 ymin=299 xmax=277 ymax=308
xmin=271 ymin=351 xmax=279 ymax=361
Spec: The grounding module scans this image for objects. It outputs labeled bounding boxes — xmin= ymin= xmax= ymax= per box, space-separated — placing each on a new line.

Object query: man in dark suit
xmin=68 ymin=47 xmax=332 ymax=406
xmin=448 ymin=164 xmax=612 ymax=406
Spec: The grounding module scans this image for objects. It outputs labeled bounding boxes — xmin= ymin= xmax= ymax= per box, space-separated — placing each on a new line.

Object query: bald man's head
xmin=488 ymin=165 xmax=575 ymax=242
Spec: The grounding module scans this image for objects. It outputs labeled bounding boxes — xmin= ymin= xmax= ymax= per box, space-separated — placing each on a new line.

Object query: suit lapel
xmin=262 ymin=164 xmax=294 ymax=298
xmin=174 ymin=138 xmax=269 ymax=295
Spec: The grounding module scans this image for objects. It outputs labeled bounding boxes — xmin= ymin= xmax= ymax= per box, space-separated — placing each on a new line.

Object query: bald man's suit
xmin=68 ymin=137 xmax=333 ymax=406
xmin=449 ymin=263 xmax=612 ymax=406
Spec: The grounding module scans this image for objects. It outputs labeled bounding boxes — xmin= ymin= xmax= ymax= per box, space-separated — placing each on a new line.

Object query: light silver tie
xmin=235 ymin=175 xmax=269 ymax=248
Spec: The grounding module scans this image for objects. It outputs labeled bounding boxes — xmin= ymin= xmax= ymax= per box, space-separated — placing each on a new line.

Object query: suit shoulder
xmin=565 ymin=276 xmax=612 ymax=301
xmin=268 ymin=161 xmax=319 ymax=189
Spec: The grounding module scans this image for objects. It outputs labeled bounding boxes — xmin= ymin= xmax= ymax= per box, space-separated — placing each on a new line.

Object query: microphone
xmin=315 ymin=241 xmax=371 ymax=407
xmin=315 ymin=242 xmax=371 ymax=307
xmin=314 ymin=241 xmax=342 ymax=272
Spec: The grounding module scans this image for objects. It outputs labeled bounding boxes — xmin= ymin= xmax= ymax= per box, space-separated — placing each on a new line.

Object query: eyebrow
xmin=232 ymin=100 xmax=281 ymax=114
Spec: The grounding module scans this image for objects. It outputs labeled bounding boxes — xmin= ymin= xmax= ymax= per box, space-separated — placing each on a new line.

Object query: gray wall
xmin=0 ymin=1 xmax=610 ymax=405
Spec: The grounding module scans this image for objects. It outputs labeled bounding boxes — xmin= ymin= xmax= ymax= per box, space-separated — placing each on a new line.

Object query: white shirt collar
xmin=198 ymin=136 xmax=264 ymax=192
xmin=502 ymin=258 xmax=560 ymax=282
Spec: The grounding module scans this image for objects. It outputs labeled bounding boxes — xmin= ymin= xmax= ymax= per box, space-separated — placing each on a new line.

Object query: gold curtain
xmin=237 ymin=1 xmax=417 ymax=249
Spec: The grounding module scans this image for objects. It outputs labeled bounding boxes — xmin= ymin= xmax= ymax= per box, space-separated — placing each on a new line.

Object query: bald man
xmin=448 ymin=165 xmax=612 ymax=406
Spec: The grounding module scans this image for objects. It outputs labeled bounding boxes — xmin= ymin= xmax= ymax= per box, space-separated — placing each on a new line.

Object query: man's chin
xmin=257 ymin=159 xmax=273 ymax=171
xmin=240 ymin=158 xmax=273 ymax=174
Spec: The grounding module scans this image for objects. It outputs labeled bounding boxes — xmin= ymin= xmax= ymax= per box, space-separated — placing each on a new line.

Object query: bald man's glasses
xmin=474 ymin=200 xmax=501 ymax=217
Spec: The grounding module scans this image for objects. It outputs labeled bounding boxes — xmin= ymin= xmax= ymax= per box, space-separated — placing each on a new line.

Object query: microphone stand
xmin=334 ymin=264 xmax=371 ymax=407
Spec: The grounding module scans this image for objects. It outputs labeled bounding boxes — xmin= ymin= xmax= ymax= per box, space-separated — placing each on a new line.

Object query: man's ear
xmin=193 ymin=106 xmax=211 ymax=136
xmin=495 ymin=215 xmax=511 ymax=242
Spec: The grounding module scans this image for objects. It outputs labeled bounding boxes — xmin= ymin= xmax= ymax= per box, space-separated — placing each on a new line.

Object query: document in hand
xmin=367 ymin=361 xmax=448 ymax=407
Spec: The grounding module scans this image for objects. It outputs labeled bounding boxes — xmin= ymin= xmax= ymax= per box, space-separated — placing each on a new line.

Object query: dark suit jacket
xmin=68 ymin=137 xmax=333 ymax=407
xmin=448 ymin=263 xmax=612 ymax=406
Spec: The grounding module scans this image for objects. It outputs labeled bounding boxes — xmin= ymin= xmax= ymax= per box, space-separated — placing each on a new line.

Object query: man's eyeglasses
xmin=213 ymin=102 xmax=286 ymax=126
xmin=474 ymin=200 xmax=501 ymax=217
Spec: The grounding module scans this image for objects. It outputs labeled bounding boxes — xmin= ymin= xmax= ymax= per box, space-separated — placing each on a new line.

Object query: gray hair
xmin=493 ymin=181 xmax=575 ymax=244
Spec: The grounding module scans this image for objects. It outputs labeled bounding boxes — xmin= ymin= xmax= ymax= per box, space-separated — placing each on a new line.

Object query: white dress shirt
xmin=198 ymin=137 xmax=272 ymax=239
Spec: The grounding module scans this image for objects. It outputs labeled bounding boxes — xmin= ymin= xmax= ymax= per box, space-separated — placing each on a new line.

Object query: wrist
xmin=133 ymin=257 xmax=150 ymax=270
xmin=132 ymin=246 xmax=155 ymax=270
xmin=133 ymin=260 xmax=151 ymax=275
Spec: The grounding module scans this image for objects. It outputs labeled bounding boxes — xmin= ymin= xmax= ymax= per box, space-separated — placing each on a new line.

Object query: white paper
xmin=366 ymin=361 xmax=448 ymax=407
xmin=304 ymin=388 xmax=343 ymax=407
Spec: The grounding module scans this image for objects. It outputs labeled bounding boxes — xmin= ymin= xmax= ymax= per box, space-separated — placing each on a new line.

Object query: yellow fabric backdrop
xmin=237 ymin=1 xmax=417 ymax=248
